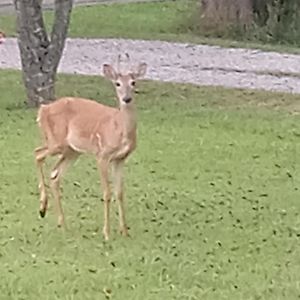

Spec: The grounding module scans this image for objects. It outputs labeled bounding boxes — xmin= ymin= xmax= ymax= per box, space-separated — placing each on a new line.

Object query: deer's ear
xmin=103 ymin=64 xmax=118 ymax=81
xmin=132 ymin=63 xmax=147 ymax=79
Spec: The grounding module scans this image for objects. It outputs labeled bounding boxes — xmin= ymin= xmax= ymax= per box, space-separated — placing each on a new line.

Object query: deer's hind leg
xmin=50 ymin=149 xmax=79 ymax=228
xmin=35 ymin=146 xmax=50 ymax=218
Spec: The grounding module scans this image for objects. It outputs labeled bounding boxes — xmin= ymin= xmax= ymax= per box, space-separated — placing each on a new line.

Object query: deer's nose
xmin=123 ymin=97 xmax=132 ymax=103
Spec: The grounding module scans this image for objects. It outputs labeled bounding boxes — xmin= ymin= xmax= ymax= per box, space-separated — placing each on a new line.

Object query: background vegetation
xmin=196 ymin=0 xmax=300 ymax=46
xmin=1 ymin=0 xmax=300 ymax=53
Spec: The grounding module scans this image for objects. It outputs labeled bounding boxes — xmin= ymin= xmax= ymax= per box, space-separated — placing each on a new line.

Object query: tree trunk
xmin=200 ymin=0 xmax=253 ymax=27
xmin=14 ymin=0 xmax=73 ymax=107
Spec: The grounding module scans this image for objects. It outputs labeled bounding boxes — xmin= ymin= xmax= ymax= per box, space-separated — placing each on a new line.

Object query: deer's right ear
xmin=103 ymin=64 xmax=118 ymax=81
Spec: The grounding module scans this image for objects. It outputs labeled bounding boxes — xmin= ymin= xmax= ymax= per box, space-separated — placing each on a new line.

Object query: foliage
xmin=1 ymin=1 xmax=300 ymax=54
xmin=197 ymin=0 xmax=300 ymax=46
xmin=262 ymin=0 xmax=300 ymax=44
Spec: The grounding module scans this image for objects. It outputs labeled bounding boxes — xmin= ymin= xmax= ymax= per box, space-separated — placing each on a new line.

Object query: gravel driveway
xmin=1 ymin=37 xmax=300 ymax=94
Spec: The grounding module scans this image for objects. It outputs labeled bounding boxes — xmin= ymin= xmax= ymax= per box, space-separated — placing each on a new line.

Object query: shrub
xmin=196 ymin=0 xmax=300 ymax=45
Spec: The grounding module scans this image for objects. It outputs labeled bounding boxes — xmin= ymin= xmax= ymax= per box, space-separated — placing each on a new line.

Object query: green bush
xmin=194 ymin=0 xmax=300 ymax=46
xmin=262 ymin=0 xmax=300 ymax=44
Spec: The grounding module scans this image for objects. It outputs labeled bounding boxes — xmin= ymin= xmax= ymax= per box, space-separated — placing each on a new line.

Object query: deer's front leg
xmin=112 ymin=160 xmax=128 ymax=237
xmin=98 ymin=158 xmax=111 ymax=241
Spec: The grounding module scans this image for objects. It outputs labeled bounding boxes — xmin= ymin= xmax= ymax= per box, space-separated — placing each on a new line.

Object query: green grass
xmin=1 ymin=0 xmax=300 ymax=54
xmin=0 ymin=69 xmax=300 ymax=299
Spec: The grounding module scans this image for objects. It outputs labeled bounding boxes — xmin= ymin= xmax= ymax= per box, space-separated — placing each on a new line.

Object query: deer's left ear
xmin=131 ymin=63 xmax=147 ymax=79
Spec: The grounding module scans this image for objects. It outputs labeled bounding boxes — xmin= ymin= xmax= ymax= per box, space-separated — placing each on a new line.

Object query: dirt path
xmin=1 ymin=37 xmax=300 ymax=94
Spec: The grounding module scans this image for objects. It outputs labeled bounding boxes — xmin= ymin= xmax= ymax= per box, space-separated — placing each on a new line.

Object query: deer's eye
xmin=131 ymin=81 xmax=136 ymax=87
xmin=115 ymin=82 xmax=121 ymax=87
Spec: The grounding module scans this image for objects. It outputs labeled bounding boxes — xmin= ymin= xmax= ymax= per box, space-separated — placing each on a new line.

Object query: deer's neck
xmin=120 ymin=104 xmax=137 ymax=139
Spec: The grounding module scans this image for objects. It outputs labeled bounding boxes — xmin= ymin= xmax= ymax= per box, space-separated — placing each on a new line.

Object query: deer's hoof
xmin=39 ymin=209 xmax=46 ymax=218
xmin=102 ymin=228 xmax=110 ymax=241
xmin=120 ymin=226 xmax=129 ymax=237
xmin=57 ymin=216 xmax=66 ymax=228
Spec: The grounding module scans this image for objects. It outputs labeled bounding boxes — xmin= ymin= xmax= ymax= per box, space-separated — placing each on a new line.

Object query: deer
xmin=34 ymin=54 xmax=147 ymax=240
xmin=0 ymin=31 xmax=5 ymax=44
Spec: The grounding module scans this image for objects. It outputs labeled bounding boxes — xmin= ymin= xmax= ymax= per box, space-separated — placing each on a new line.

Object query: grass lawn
xmin=0 ymin=69 xmax=300 ymax=299
xmin=1 ymin=0 xmax=300 ymax=54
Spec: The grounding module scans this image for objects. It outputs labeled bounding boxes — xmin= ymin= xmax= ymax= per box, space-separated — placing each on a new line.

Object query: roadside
xmin=1 ymin=37 xmax=300 ymax=94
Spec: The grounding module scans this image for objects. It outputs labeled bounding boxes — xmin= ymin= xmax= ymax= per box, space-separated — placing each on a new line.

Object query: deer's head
xmin=103 ymin=54 xmax=147 ymax=107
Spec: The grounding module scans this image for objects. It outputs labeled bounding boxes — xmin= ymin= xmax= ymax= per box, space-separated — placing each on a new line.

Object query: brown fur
xmin=34 ymin=62 xmax=147 ymax=240
xmin=37 ymin=97 xmax=136 ymax=158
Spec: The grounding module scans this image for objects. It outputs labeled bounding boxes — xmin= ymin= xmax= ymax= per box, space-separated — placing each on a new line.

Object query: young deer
xmin=34 ymin=55 xmax=147 ymax=240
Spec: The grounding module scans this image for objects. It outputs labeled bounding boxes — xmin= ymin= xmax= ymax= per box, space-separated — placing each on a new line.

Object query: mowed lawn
xmin=0 ymin=69 xmax=299 ymax=299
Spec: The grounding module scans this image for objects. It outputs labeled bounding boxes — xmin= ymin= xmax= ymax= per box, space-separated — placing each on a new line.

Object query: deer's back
xmin=37 ymin=97 xmax=119 ymax=154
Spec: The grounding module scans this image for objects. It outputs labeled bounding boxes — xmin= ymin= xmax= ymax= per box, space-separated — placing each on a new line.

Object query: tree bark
xmin=200 ymin=0 xmax=253 ymax=28
xmin=14 ymin=0 xmax=73 ymax=107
